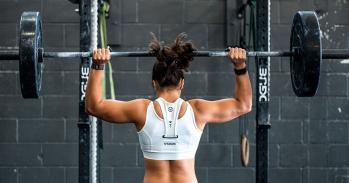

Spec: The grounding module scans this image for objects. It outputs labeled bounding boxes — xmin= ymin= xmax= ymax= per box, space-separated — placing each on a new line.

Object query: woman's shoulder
xmin=186 ymin=98 xmax=208 ymax=113
xmin=121 ymin=98 xmax=152 ymax=113
xmin=132 ymin=98 xmax=152 ymax=107
xmin=187 ymin=98 xmax=206 ymax=106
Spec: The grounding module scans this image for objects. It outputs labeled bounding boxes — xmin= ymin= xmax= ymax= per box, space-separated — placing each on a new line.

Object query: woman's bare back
xmin=143 ymin=158 xmax=198 ymax=183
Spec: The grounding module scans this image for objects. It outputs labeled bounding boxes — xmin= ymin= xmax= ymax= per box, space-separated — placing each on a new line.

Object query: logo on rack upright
xmin=258 ymin=67 xmax=269 ymax=102
xmin=80 ymin=66 xmax=90 ymax=101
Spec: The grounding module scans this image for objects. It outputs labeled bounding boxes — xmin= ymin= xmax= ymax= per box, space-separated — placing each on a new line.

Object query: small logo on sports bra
xmin=168 ymin=107 xmax=173 ymax=112
xmin=169 ymin=121 xmax=172 ymax=128
xmin=164 ymin=142 xmax=176 ymax=145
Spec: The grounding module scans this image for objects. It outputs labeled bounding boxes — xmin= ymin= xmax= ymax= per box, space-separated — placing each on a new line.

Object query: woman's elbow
xmin=240 ymin=102 xmax=252 ymax=114
xmin=85 ymin=103 xmax=94 ymax=115
xmin=85 ymin=101 xmax=102 ymax=116
xmin=85 ymin=105 xmax=93 ymax=115
xmin=244 ymin=97 xmax=253 ymax=113
xmin=244 ymin=103 xmax=252 ymax=113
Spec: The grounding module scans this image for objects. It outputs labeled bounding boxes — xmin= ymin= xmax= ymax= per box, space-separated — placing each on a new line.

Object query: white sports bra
xmin=137 ymin=97 xmax=203 ymax=160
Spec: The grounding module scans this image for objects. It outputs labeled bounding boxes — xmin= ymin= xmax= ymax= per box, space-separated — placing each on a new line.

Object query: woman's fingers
xmin=228 ymin=47 xmax=246 ymax=64
xmin=96 ymin=49 xmax=101 ymax=63
xmin=102 ymin=48 xmax=107 ymax=61
xmin=102 ymin=48 xmax=111 ymax=63
xmin=242 ymin=49 xmax=246 ymax=60
xmin=92 ymin=48 xmax=110 ymax=64
xmin=237 ymin=48 xmax=242 ymax=60
xmin=239 ymin=48 xmax=244 ymax=61
xmin=232 ymin=47 xmax=237 ymax=60
xmin=106 ymin=49 xmax=111 ymax=61
xmin=92 ymin=50 xmax=97 ymax=61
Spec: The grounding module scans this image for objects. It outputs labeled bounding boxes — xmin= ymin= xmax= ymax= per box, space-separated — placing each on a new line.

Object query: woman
xmin=85 ymin=33 xmax=252 ymax=183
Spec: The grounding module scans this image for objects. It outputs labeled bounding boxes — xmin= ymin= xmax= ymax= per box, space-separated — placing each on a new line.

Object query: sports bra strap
xmin=155 ymin=98 xmax=183 ymax=138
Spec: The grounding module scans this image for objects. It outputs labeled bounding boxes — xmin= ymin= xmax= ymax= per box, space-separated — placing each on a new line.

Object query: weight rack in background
xmin=76 ymin=0 xmax=102 ymax=183
xmin=255 ymin=1 xmax=270 ymax=183
xmin=78 ymin=0 xmax=91 ymax=182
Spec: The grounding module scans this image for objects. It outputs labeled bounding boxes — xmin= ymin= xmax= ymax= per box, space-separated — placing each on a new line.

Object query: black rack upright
xmin=78 ymin=0 xmax=92 ymax=183
xmin=255 ymin=0 xmax=271 ymax=183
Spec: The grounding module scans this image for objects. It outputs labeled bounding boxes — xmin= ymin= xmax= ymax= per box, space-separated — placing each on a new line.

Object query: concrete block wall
xmin=0 ymin=0 xmax=348 ymax=182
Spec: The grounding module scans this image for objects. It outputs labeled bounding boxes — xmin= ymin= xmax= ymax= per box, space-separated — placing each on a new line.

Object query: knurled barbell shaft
xmin=1 ymin=48 xmax=349 ymax=60
xmin=1 ymin=49 xmax=293 ymax=59
xmin=31 ymin=49 xmax=349 ymax=59
xmin=43 ymin=51 xmax=294 ymax=58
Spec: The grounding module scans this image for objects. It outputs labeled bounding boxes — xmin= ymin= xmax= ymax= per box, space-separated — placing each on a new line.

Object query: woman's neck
xmin=156 ymin=89 xmax=181 ymax=103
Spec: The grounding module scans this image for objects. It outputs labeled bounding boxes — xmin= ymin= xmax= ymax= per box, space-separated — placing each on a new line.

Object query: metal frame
xmin=255 ymin=0 xmax=271 ymax=183
xmin=78 ymin=0 xmax=93 ymax=183
xmin=75 ymin=1 xmax=103 ymax=183
xmin=75 ymin=2 xmax=270 ymax=183
xmin=89 ymin=0 xmax=101 ymax=183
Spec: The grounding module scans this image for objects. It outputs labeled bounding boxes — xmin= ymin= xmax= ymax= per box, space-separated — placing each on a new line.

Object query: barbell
xmin=0 ymin=11 xmax=348 ymax=98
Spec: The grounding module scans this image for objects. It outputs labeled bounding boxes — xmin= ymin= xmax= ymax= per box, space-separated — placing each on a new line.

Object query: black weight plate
xmin=290 ymin=11 xmax=321 ymax=97
xmin=19 ymin=12 xmax=43 ymax=98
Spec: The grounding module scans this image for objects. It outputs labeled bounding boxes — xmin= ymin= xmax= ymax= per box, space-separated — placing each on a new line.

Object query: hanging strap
xmin=156 ymin=98 xmax=183 ymax=139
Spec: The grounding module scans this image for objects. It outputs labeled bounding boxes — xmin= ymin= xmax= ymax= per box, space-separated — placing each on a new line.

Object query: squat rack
xmin=73 ymin=0 xmax=271 ymax=183
xmin=0 ymin=0 xmax=344 ymax=182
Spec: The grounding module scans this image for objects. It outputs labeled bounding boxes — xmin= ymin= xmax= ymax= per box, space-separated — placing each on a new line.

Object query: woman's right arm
xmin=189 ymin=48 xmax=252 ymax=126
xmin=85 ymin=49 xmax=148 ymax=124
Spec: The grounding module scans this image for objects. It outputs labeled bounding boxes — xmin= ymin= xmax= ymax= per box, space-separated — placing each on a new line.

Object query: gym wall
xmin=0 ymin=0 xmax=348 ymax=183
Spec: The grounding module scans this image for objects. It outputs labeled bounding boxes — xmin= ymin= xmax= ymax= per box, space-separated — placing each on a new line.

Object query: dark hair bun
xmin=171 ymin=32 xmax=196 ymax=71
xmin=149 ymin=32 xmax=165 ymax=62
xmin=150 ymin=33 xmax=196 ymax=88
xmin=149 ymin=32 xmax=196 ymax=71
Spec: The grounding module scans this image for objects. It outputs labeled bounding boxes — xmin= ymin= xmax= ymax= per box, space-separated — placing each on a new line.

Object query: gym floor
xmin=0 ymin=0 xmax=349 ymax=183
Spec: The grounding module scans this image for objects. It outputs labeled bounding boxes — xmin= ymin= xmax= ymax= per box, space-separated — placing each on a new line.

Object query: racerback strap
xmin=155 ymin=97 xmax=183 ymax=139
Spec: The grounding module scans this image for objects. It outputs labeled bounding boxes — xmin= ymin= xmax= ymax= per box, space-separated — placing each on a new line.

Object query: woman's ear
xmin=152 ymin=80 xmax=156 ymax=88
xmin=152 ymin=80 xmax=158 ymax=90
xmin=179 ymin=79 xmax=185 ymax=90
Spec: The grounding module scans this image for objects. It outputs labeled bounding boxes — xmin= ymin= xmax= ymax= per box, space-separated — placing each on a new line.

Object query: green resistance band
xmin=99 ymin=1 xmax=115 ymax=100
